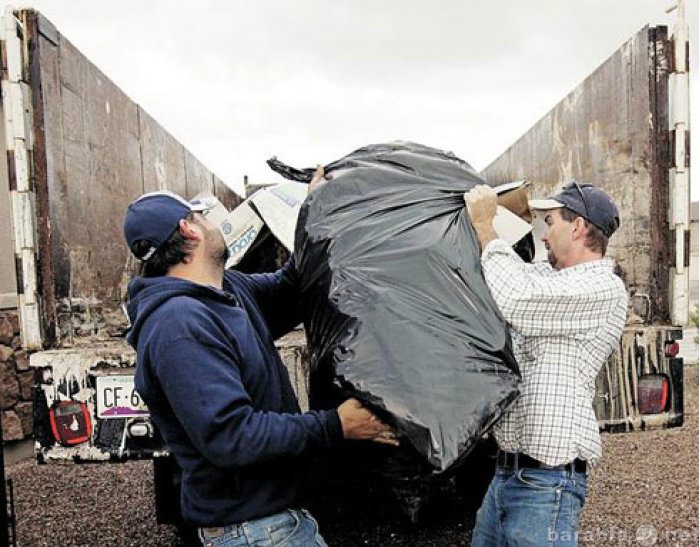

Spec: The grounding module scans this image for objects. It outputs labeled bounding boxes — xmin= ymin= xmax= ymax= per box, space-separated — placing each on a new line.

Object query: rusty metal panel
xmin=184 ymin=150 xmax=214 ymax=198
xmin=57 ymin=37 xmax=143 ymax=304
xmin=214 ymin=175 xmax=244 ymax=211
xmin=22 ymin=9 xmax=235 ymax=346
xmin=481 ymin=26 xmax=671 ymax=322
xmin=647 ymin=27 xmax=672 ymax=323
xmin=30 ymin=14 xmax=63 ymax=337
xmin=138 ymin=108 xmax=187 ymax=196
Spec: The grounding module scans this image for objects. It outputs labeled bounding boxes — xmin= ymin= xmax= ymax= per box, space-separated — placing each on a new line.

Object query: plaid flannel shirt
xmin=481 ymin=239 xmax=628 ymax=467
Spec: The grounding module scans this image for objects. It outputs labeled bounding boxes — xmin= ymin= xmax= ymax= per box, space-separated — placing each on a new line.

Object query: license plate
xmin=95 ymin=375 xmax=149 ymax=418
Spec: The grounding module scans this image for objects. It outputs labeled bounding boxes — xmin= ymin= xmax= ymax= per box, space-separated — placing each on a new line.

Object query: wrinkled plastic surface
xmin=269 ymin=142 xmax=520 ymax=475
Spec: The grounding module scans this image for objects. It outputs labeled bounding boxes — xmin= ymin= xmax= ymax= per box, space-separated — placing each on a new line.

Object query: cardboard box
xmin=196 ymin=181 xmax=308 ymax=267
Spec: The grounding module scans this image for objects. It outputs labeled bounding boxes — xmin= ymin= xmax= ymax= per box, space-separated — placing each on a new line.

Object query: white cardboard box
xmin=196 ymin=181 xmax=308 ymax=267
xmin=196 ymin=194 xmax=265 ymax=268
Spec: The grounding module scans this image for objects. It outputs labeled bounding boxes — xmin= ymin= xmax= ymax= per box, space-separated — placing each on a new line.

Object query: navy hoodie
xmin=126 ymin=262 xmax=343 ymax=526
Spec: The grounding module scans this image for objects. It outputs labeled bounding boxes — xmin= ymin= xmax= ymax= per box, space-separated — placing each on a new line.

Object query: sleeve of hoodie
xmin=236 ymin=258 xmax=303 ymax=339
xmin=150 ymin=316 xmax=343 ymax=469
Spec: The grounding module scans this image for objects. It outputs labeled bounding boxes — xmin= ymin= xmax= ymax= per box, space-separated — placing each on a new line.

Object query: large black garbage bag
xmin=269 ymin=142 xmax=520 ymax=510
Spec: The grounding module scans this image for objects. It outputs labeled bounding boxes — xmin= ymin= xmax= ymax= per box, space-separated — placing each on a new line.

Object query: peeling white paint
xmin=31 ymin=342 xmax=140 ymax=461
xmin=1 ymin=7 xmax=43 ymax=349
xmin=155 ymin=157 xmax=167 ymax=187
xmin=43 ymin=444 xmax=111 ymax=462
xmin=31 ymin=343 xmax=136 ymax=407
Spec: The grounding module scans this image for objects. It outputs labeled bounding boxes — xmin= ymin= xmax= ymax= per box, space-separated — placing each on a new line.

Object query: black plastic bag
xmin=269 ymin=142 xmax=520 ymax=510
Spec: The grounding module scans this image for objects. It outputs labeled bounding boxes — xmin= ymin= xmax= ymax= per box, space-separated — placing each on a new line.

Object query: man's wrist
xmin=472 ymin=221 xmax=498 ymax=250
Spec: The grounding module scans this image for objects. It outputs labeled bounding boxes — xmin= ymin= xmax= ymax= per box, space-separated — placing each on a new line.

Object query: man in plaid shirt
xmin=464 ymin=182 xmax=628 ymax=547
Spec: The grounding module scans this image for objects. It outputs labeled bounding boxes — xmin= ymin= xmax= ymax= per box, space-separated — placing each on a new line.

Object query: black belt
xmin=497 ymin=451 xmax=588 ymax=474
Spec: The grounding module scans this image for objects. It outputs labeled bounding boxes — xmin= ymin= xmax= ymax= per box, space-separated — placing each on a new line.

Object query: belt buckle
xmin=202 ymin=527 xmax=226 ymax=538
xmin=201 ymin=524 xmax=241 ymax=539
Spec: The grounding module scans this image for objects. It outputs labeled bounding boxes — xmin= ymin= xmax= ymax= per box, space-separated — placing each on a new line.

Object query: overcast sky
xmin=14 ymin=0 xmax=699 ymax=199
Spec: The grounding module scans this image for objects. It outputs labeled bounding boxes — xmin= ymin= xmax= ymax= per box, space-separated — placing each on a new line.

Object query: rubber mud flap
xmin=270 ymin=141 xmax=521 ymax=517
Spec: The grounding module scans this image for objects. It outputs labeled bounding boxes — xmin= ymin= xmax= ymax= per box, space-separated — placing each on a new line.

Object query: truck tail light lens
xmin=49 ymin=401 xmax=92 ymax=446
xmin=664 ymin=341 xmax=680 ymax=358
xmin=637 ymin=374 xmax=670 ymax=415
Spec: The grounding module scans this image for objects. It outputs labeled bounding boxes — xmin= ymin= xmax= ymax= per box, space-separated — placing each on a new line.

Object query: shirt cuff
xmin=324 ymin=409 xmax=345 ymax=447
xmin=481 ymin=238 xmax=512 ymax=259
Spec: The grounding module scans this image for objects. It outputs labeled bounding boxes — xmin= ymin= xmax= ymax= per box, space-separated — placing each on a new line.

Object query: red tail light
xmin=664 ymin=341 xmax=680 ymax=358
xmin=637 ymin=374 xmax=670 ymax=415
xmin=49 ymin=401 xmax=92 ymax=446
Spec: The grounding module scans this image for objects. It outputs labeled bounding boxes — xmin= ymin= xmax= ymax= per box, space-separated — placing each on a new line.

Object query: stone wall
xmin=0 ymin=310 xmax=33 ymax=442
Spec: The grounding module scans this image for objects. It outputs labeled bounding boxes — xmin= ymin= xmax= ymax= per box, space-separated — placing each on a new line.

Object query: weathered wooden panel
xmin=0 ymin=102 xmax=18 ymax=306
xmin=481 ymin=26 xmax=671 ymax=322
xmin=138 ymin=108 xmax=187 ymax=196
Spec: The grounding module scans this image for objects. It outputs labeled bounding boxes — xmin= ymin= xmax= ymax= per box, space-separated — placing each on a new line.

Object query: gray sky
xmin=15 ymin=0 xmax=699 ymax=198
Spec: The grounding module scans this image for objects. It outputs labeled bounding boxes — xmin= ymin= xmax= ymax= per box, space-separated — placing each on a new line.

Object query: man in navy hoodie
xmin=123 ymin=183 xmax=396 ymax=547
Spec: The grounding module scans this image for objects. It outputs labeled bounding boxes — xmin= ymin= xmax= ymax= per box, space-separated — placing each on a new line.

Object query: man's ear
xmin=178 ymin=217 xmax=200 ymax=241
xmin=571 ymin=217 xmax=588 ymax=240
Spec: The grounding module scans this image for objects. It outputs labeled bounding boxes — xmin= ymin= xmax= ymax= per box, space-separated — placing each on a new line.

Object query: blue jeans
xmin=471 ymin=466 xmax=588 ymax=547
xmin=198 ymin=509 xmax=327 ymax=547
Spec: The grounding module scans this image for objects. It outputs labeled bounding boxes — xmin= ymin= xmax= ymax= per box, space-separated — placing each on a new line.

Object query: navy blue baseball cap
xmin=529 ymin=181 xmax=620 ymax=238
xmin=123 ymin=191 xmax=215 ymax=261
